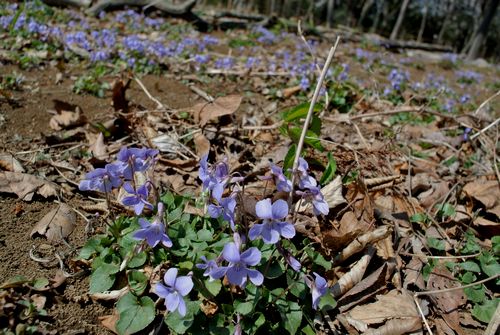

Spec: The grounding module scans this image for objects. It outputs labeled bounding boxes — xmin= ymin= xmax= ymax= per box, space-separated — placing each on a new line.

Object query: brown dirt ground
xmin=0 ymin=64 xmax=208 ymax=334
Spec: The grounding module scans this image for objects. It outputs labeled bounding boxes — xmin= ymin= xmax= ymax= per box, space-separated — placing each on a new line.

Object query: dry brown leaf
xmin=345 ymin=289 xmax=421 ymax=332
xmin=419 ymin=181 xmax=449 ymax=208
xmin=0 ymin=171 xmax=58 ymax=201
xmin=31 ymin=294 xmax=47 ymax=311
xmin=282 ymin=85 xmax=301 ymax=98
xmin=30 ymin=203 xmax=76 ymax=242
xmin=192 ymin=94 xmax=242 ymax=127
xmin=200 ymin=299 xmax=218 ymax=317
xmin=0 ymin=153 xmax=25 ymax=172
xmin=427 ymin=265 xmax=466 ymax=333
xmin=364 ymin=317 xmax=421 ymax=335
xmin=322 ymin=211 xmax=364 ymax=254
xmin=333 ymin=225 xmax=392 ymax=265
xmin=332 ymin=247 xmax=375 ymax=298
xmin=99 ymin=313 xmax=119 ymax=334
xmin=89 ymin=132 xmax=108 ymax=160
xmin=338 ymin=263 xmax=390 ymax=311
xmin=403 ymin=257 xmax=425 ymax=290
xmin=193 ymin=132 xmax=210 ymax=157
xmin=51 ymin=270 xmax=67 ymax=289
xmin=112 ymin=79 xmax=130 ymax=112
xmin=463 ymin=180 xmax=499 ymax=209
xmin=49 ymin=105 xmax=86 ymax=131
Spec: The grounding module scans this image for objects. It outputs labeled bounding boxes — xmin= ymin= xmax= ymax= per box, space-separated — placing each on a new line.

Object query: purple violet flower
xmin=305 ymin=272 xmax=328 ymax=310
xmin=79 ymin=163 xmax=122 ymax=192
xmin=117 ymin=146 xmax=158 ymax=180
xmin=300 ymin=185 xmax=329 ymax=216
xmin=155 ymin=268 xmax=193 ymax=317
xmin=249 ymin=199 xmax=295 ymax=244
xmin=133 ymin=203 xmax=172 ymax=248
xmin=199 ymin=155 xmax=230 ymax=201
xmin=210 ymin=242 xmax=263 ymax=287
xmin=297 ymin=158 xmax=317 ymax=189
xmin=196 ymin=256 xmax=218 ymax=277
xmin=270 ymin=164 xmax=292 ymax=192
xmin=122 ymin=182 xmax=153 ymax=215
xmin=207 ymin=194 xmax=237 ymax=230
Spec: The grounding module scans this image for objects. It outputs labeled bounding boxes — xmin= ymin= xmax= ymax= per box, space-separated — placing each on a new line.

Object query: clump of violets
xmin=79 ymin=147 xmax=158 ymax=215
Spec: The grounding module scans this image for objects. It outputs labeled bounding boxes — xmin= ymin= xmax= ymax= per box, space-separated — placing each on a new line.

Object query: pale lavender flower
xmin=122 ymin=182 xmax=153 ymax=215
xmin=155 ymin=268 xmax=193 ymax=317
xmin=207 ymin=194 xmax=237 ymax=230
xmin=199 ymin=155 xmax=229 ymax=201
xmin=133 ymin=203 xmax=172 ymax=248
xmin=300 ymin=185 xmax=329 ymax=216
xmin=249 ymin=199 xmax=295 ymax=244
xmin=196 ymin=256 xmax=218 ymax=277
xmin=305 ymin=272 xmax=328 ymax=310
xmin=210 ymin=242 xmax=263 ymax=287
xmin=297 ymin=158 xmax=317 ymax=189
xmin=270 ymin=164 xmax=292 ymax=192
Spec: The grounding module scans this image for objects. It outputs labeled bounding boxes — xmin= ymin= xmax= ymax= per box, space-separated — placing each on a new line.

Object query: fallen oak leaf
xmin=0 ymin=171 xmax=58 ymax=201
xmin=31 ymin=203 xmax=76 ymax=242
xmin=191 ymin=94 xmax=242 ymax=127
xmin=0 ymin=153 xmax=25 ymax=172
xmin=49 ymin=104 xmax=87 ymax=131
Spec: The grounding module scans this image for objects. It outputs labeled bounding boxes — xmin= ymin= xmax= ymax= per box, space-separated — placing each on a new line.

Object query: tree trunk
xmin=437 ymin=0 xmax=455 ymax=44
xmin=326 ymin=0 xmax=334 ymax=28
xmin=417 ymin=0 xmax=427 ymax=42
xmin=467 ymin=0 xmax=500 ymax=59
xmin=358 ymin=0 xmax=374 ymax=27
xmin=390 ymin=0 xmax=410 ymax=40
xmin=370 ymin=0 xmax=384 ymax=33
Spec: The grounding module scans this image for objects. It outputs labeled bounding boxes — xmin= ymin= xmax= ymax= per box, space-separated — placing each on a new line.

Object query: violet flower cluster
xmin=196 ymin=155 xmax=329 ymax=309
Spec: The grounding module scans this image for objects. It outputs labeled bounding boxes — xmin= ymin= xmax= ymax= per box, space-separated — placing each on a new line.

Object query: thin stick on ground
xmin=473 ymin=89 xmax=500 ymax=115
xmin=289 ymin=36 xmax=341 ymax=206
xmin=470 ymin=117 xmax=500 ymax=140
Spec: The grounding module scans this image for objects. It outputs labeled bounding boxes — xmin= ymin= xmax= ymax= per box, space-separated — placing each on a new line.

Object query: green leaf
xmin=302 ymin=325 xmax=316 ymax=335
xmin=472 ymin=299 xmax=499 ymax=323
xmin=197 ymin=229 xmax=213 ymax=242
xmin=116 ymin=293 xmax=155 ymax=335
xmin=282 ymin=301 xmax=302 ymax=335
xmin=288 ymin=127 xmax=324 ymax=151
xmin=305 ymin=248 xmax=332 ymax=270
xmin=179 ymin=261 xmax=194 ymax=271
xmin=0 ymin=275 xmax=29 ymax=289
xmin=492 ymin=236 xmax=500 ymax=256
xmin=427 ymin=237 xmax=446 ymax=251
xmin=479 ymin=252 xmax=500 ymax=278
xmin=282 ymin=102 xmax=322 ymax=122
xmin=89 ymin=263 xmax=120 ymax=293
xmin=164 ymin=301 xmax=200 ymax=334
xmin=319 ymin=152 xmax=337 ymax=185
xmin=205 ymin=279 xmax=222 ymax=297
xmin=128 ymin=271 xmax=148 ymax=296
xmin=410 ymin=213 xmax=428 ymax=224
xmin=128 ymin=251 xmax=147 ymax=269
xmin=161 ymin=192 xmax=176 ymax=208
xmin=309 ymin=116 xmax=322 ymax=136
xmin=32 ymin=278 xmax=49 ymax=290
xmin=234 ymin=301 xmax=253 ymax=315
xmin=283 ymin=144 xmax=297 ymax=174
xmin=464 ymin=285 xmax=486 ymax=303
xmin=460 ymin=271 xmax=477 ymax=284
xmin=264 ymin=260 xmax=285 ymax=279
xmin=460 ymin=261 xmax=481 ymax=273
xmin=319 ymin=293 xmax=337 ymax=311
xmin=435 ymin=203 xmax=455 ymax=219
